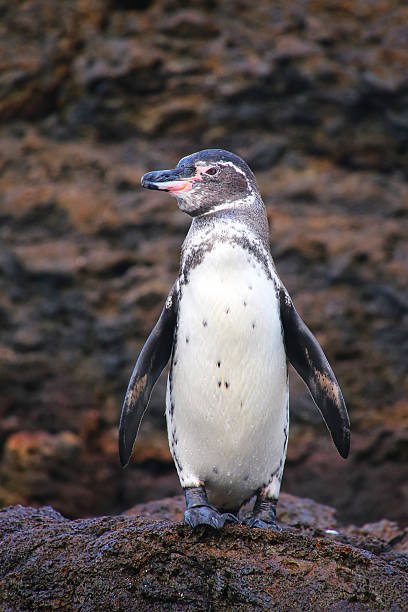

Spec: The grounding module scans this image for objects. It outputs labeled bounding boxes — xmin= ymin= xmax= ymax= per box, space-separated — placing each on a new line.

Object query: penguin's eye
xmin=205 ymin=167 xmax=218 ymax=176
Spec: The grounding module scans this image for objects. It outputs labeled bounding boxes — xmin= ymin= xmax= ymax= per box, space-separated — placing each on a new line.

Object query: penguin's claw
xmin=222 ymin=512 xmax=240 ymax=524
xmin=243 ymin=515 xmax=282 ymax=531
xmin=184 ymin=506 xmax=239 ymax=529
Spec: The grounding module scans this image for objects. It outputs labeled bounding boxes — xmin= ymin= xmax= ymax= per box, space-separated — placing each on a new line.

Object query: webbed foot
xmin=243 ymin=496 xmax=281 ymax=530
xmin=183 ymin=485 xmax=238 ymax=530
xmin=184 ymin=506 xmax=238 ymax=529
xmin=243 ymin=515 xmax=282 ymax=531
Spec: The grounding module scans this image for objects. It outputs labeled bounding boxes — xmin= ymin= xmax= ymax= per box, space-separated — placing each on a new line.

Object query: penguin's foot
xmin=183 ymin=484 xmax=239 ymax=530
xmin=243 ymin=515 xmax=282 ymax=531
xmin=184 ymin=506 xmax=238 ymax=530
xmin=243 ymin=496 xmax=281 ymax=531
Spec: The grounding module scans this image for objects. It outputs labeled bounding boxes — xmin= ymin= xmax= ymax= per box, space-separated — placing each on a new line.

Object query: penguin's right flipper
xmin=279 ymin=286 xmax=350 ymax=458
xmin=118 ymin=283 xmax=178 ymax=467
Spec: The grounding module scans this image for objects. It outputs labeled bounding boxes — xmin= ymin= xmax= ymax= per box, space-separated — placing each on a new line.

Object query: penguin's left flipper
xmin=119 ymin=283 xmax=178 ymax=467
xmin=279 ymin=286 xmax=350 ymax=458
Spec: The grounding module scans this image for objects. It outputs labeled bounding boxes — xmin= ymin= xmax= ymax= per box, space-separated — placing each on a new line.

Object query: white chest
xmin=167 ymin=241 xmax=288 ymax=509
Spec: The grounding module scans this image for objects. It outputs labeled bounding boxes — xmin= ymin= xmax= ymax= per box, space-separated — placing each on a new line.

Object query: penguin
xmin=119 ymin=149 xmax=350 ymax=530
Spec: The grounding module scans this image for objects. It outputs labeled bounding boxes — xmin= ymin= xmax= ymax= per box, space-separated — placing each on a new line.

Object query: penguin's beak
xmin=141 ymin=166 xmax=199 ymax=193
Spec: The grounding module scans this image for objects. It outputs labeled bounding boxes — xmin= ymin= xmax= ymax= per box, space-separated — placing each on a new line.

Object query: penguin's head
xmin=141 ymin=149 xmax=259 ymax=217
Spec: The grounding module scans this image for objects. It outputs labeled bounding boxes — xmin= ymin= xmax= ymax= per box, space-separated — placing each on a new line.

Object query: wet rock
xmin=0 ymin=499 xmax=407 ymax=611
xmin=344 ymin=519 xmax=408 ymax=553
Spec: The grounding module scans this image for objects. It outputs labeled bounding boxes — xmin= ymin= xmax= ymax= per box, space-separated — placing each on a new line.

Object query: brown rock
xmin=0 ymin=499 xmax=407 ymax=611
xmin=159 ymin=10 xmax=219 ymax=38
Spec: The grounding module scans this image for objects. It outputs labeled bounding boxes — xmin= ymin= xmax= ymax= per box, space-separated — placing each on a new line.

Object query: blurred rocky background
xmin=0 ymin=0 xmax=407 ymax=526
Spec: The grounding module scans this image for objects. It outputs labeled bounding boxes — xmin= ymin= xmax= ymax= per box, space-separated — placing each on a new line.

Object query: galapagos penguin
xmin=119 ymin=149 xmax=350 ymax=530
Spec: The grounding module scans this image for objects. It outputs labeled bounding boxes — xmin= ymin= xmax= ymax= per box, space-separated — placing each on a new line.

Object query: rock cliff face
xmin=1 ymin=495 xmax=408 ymax=611
xmin=0 ymin=0 xmax=407 ymax=525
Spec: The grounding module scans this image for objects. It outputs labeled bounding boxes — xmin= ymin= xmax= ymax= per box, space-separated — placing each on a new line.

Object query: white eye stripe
xmin=217 ymin=160 xmax=248 ymax=178
xmin=194 ymin=160 xmax=248 ymax=179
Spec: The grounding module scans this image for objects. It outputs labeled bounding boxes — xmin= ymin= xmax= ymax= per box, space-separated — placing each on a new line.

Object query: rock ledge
xmin=1 ymin=495 xmax=407 ymax=611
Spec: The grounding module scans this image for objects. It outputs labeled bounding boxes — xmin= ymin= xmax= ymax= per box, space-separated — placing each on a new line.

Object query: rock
xmin=158 ymin=10 xmax=219 ymax=38
xmin=246 ymin=136 xmax=287 ymax=171
xmin=344 ymin=519 xmax=408 ymax=553
xmin=0 ymin=498 xmax=407 ymax=611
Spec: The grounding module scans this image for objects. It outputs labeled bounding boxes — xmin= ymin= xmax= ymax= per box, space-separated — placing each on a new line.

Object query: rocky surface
xmin=0 ymin=0 xmax=408 ymax=525
xmin=1 ymin=495 xmax=408 ymax=611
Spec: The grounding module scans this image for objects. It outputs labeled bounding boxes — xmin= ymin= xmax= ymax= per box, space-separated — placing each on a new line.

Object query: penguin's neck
xmin=190 ymin=195 xmax=269 ymax=246
xmin=180 ymin=197 xmax=273 ymax=285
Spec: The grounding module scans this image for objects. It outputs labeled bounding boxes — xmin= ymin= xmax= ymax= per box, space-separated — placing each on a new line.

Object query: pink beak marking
xmin=161 ymin=165 xmax=213 ymax=193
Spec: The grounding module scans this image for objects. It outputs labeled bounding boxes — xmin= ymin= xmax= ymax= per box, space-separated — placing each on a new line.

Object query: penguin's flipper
xmin=119 ymin=283 xmax=178 ymax=467
xmin=279 ymin=286 xmax=350 ymax=458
